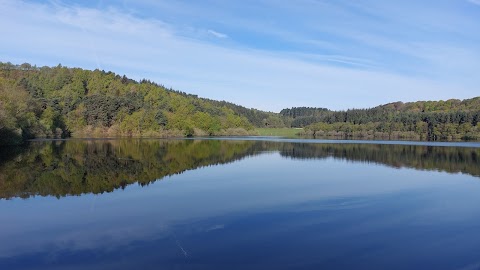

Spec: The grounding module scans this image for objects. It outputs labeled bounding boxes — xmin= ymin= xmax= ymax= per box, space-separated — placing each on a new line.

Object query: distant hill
xmin=0 ymin=62 xmax=284 ymax=145
xmin=281 ymin=98 xmax=480 ymax=140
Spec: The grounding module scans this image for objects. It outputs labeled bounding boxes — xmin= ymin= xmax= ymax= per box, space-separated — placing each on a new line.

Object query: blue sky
xmin=1 ymin=0 xmax=479 ymax=112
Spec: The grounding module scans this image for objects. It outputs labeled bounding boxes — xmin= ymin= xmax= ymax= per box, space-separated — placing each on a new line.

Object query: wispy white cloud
xmin=467 ymin=0 xmax=480 ymax=5
xmin=207 ymin=29 xmax=228 ymax=39
xmin=0 ymin=0 xmax=479 ymax=111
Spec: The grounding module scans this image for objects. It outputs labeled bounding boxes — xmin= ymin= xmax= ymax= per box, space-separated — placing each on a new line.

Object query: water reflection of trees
xmin=0 ymin=139 xmax=259 ymax=199
xmin=278 ymin=143 xmax=480 ymax=177
xmin=0 ymin=140 xmax=478 ymax=199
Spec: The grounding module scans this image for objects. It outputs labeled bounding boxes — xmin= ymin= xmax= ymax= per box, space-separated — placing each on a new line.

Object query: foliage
xmin=0 ymin=62 xmax=263 ymax=145
xmin=283 ymin=99 xmax=480 ymax=141
xmin=255 ymin=128 xmax=302 ymax=137
xmin=1 ymin=61 xmax=479 ymax=145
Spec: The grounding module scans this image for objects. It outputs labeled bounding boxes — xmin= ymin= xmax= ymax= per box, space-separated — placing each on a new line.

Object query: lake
xmin=1 ymin=138 xmax=480 ymax=269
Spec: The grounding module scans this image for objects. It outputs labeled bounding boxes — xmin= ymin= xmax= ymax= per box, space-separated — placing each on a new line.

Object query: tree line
xmin=0 ymin=62 xmax=285 ymax=145
xmin=282 ymin=99 xmax=480 ymax=141
xmin=1 ymin=61 xmax=479 ymax=145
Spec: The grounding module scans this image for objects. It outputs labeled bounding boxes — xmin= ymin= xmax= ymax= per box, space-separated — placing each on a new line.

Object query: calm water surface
xmin=1 ymin=138 xmax=480 ymax=269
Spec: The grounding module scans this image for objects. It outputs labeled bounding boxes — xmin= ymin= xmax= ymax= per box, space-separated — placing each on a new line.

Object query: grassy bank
xmin=255 ymin=128 xmax=303 ymax=137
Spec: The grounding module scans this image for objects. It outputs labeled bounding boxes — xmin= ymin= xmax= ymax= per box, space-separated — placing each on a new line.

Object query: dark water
xmin=1 ymin=138 xmax=480 ymax=270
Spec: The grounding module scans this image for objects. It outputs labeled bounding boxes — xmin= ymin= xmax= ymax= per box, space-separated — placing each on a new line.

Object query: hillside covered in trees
xmin=282 ymin=98 xmax=480 ymax=141
xmin=1 ymin=61 xmax=479 ymax=145
xmin=0 ymin=62 xmax=285 ymax=145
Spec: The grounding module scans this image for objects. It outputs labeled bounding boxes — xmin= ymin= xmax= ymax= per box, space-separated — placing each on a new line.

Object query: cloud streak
xmin=207 ymin=29 xmax=228 ymax=39
xmin=468 ymin=0 xmax=480 ymax=5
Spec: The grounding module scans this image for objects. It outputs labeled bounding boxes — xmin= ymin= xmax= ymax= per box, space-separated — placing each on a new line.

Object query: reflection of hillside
xmin=0 ymin=140 xmax=260 ymax=199
xmin=278 ymin=143 xmax=480 ymax=177
xmin=1 ymin=139 xmax=479 ymax=199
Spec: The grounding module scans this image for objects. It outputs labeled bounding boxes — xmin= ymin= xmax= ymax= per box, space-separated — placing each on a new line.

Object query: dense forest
xmin=282 ymin=99 xmax=480 ymax=141
xmin=0 ymin=62 xmax=285 ymax=146
xmin=1 ymin=139 xmax=479 ymax=199
xmin=1 ymin=61 xmax=479 ymax=146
